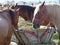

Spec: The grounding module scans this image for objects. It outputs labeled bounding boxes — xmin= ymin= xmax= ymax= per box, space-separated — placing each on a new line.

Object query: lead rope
xmin=12 ymin=25 xmax=26 ymax=45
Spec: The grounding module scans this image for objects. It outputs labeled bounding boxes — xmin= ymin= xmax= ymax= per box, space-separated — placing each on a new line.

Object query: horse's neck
xmin=46 ymin=4 xmax=60 ymax=24
xmin=19 ymin=6 xmax=35 ymax=22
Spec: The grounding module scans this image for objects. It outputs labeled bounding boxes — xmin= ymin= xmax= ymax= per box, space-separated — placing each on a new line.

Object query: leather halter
xmin=34 ymin=6 xmax=49 ymax=25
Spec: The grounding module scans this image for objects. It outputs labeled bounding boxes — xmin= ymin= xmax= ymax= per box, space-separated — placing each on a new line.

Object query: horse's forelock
xmin=34 ymin=4 xmax=40 ymax=17
xmin=33 ymin=1 xmax=45 ymax=18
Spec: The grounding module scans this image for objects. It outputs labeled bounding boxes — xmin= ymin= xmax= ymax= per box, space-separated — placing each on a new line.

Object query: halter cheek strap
xmin=39 ymin=14 xmax=49 ymax=25
xmin=9 ymin=9 xmax=16 ymax=25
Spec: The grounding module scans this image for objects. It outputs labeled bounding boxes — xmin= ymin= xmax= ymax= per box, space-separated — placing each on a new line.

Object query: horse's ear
xmin=40 ymin=1 xmax=45 ymax=7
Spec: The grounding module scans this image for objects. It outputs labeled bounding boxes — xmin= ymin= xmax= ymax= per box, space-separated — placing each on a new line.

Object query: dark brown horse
xmin=10 ymin=4 xmax=36 ymax=45
xmin=32 ymin=1 xmax=60 ymax=45
xmin=0 ymin=8 xmax=19 ymax=45
xmin=12 ymin=4 xmax=35 ymax=22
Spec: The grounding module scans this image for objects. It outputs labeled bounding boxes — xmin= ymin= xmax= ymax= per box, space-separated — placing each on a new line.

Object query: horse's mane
xmin=45 ymin=3 xmax=60 ymax=5
xmin=17 ymin=5 xmax=35 ymax=13
xmin=36 ymin=3 xmax=60 ymax=7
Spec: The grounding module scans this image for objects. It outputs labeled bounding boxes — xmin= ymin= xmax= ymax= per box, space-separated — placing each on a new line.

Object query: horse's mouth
xmin=33 ymin=21 xmax=40 ymax=29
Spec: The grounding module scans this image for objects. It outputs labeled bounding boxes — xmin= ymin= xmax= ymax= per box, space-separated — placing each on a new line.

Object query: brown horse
xmin=0 ymin=8 xmax=19 ymax=45
xmin=32 ymin=1 xmax=60 ymax=45
xmin=0 ymin=4 xmax=35 ymax=45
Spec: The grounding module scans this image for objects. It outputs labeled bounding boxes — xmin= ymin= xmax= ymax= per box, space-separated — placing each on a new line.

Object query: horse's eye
xmin=35 ymin=12 xmax=42 ymax=19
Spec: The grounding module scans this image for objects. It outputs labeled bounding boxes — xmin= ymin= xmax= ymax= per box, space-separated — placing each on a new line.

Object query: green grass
xmin=18 ymin=17 xmax=59 ymax=45
xmin=18 ymin=17 xmax=34 ymax=30
xmin=52 ymin=32 xmax=59 ymax=44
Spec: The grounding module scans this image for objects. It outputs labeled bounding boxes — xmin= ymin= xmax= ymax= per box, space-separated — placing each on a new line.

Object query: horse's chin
xmin=33 ymin=24 xmax=40 ymax=29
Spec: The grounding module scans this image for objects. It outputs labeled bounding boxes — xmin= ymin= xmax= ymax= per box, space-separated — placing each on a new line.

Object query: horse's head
xmin=12 ymin=4 xmax=35 ymax=22
xmin=10 ymin=4 xmax=29 ymax=21
xmin=32 ymin=1 xmax=49 ymax=29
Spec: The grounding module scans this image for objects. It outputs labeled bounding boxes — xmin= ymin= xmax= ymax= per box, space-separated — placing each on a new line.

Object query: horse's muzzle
xmin=33 ymin=21 xmax=40 ymax=29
